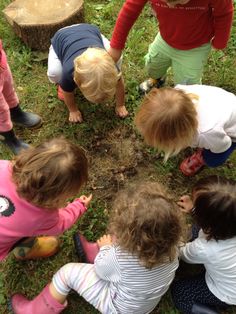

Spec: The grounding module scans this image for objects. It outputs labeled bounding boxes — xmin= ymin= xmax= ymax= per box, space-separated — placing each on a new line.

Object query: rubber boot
xmin=0 ymin=129 xmax=29 ymax=155
xmin=10 ymin=105 xmax=42 ymax=128
xmin=73 ymin=233 xmax=99 ymax=263
xmin=13 ymin=236 xmax=60 ymax=260
xmin=11 ymin=284 xmax=66 ymax=314
xmin=191 ymin=303 xmax=219 ymax=314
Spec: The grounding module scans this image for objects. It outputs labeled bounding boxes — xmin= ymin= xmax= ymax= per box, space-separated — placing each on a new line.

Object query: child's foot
xmin=115 ymin=105 xmax=129 ymax=118
xmin=57 ymin=85 xmax=64 ymax=101
xmin=180 ymin=149 xmax=205 ymax=176
xmin=139 ymin=78 xmax=165 ymax=94
xmin=69 ymin=110 xmax=83 ymax=123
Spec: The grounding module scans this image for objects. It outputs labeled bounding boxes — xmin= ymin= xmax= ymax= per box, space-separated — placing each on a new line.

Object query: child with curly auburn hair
xmin=135 ymin=84 xmax=236 ymax=176
xmin=47 ymin=23 xmax=128 ymax=123
xmin=171 ymin=175 xmax=236 ymax=313
xmin=0 ymin=137 xmax=91 ymax=261
xmin=11 ymin=182 xmax=183 ymax=314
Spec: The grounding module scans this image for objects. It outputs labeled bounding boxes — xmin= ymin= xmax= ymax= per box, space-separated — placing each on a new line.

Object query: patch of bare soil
xmin=86 ymin=125 xmax=193 ymax=206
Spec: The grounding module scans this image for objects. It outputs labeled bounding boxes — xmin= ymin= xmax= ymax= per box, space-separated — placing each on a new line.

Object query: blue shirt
xmin=51 ymin=24 xmax=104 ymax=92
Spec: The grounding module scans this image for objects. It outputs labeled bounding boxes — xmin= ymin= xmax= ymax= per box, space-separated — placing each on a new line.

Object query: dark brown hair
xmin=193 ymin=175 xmax=236 ymax=240
xmin=12 ymin=138 xmax=88 ymax=209
xmin=108 ymin=182 xmax=183 ymax=269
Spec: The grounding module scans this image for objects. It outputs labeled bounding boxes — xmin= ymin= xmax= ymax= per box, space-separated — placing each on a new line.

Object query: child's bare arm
xmin=108 ymin=47 xmax=122 ymax=63
xmin=115 ymin=76 xmax=129 ymax=118
xmin=61 ymin=89 xmax=83 ymax=123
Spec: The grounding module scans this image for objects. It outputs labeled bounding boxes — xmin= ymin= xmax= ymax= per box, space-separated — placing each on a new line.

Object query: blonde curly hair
xmin=74 ymin=47 xmax=121 ymax=103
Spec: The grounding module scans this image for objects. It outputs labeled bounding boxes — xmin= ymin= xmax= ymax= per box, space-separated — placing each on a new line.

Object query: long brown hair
xmin=12 ymin=138 xmax=88 ymax=209
xmin=108 ymin=182 xmax=183 ymax=269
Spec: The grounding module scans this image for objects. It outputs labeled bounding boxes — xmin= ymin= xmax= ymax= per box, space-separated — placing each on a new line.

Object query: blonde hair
xmin=12 ymin=138 xmax=88 ymax=209
xmin=108 ymin=182 xmax=183 ymax=269
xmin=135 ymin=87 xmax=198 ymax=160
xmin=74 ymin=47 xmax=120 ymax=103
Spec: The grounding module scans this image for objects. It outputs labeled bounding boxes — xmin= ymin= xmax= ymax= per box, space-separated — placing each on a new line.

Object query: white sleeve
xmin=180 ymin=235 xmax=209 ymax=264
xmin=94 ymin=245 xmax=121 ymax=282
xmin=197 ymin=127 xmax=232 ymax=153
xmin=101 ymin=34 xmax=122 ymax=70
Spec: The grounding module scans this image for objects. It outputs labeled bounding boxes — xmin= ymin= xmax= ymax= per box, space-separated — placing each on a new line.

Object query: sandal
xmin=139 ymin=77 xmax=165 ymax=94
xmin=180 ymin=149 xmax=205 ymax=176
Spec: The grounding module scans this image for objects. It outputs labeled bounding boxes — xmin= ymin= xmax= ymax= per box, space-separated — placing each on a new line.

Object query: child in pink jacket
xmin=0 ymin=137 xmax=91 ymax=261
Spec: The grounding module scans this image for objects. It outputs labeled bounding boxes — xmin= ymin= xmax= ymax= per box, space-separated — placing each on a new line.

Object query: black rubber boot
xmin=10 ymin=105 xmax=42 ymax=128
xmin=191 ymin=303 xmax=219 ymax=314
xmin=0 ymin=129 xmax=29 ymax=155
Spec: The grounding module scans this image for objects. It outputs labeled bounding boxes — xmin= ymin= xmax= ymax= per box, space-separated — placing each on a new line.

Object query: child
xmin=135 ymin=84 xmax=236 ymax=176
xmin=0 ymin=137 xmax=91 ymax=261
xmin=47 ymin=23 xmax=128 ymax=123
xmin=108 ymin=0 xmax=233 ymax=91
xmin=11 ymin=182 xmax=183 ymax=314
xmin=0 ymin=40 xmax=42 ymax=154
xmin=171 ymin=175 xmax=236 ymax=313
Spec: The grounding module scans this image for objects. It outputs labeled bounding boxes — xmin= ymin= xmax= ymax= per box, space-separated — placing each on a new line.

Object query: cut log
xmin=3 ymin=0 xmax=84 ymax=51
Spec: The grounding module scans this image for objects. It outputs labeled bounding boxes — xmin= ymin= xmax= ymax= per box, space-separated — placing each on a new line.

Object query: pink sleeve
xmin=36 ymin=199 xmax=86 ymax=236
xmin=110 ymin=0 xmax=147 ymax=50
xmin=211 ymin=0 xmax=233 ymax=49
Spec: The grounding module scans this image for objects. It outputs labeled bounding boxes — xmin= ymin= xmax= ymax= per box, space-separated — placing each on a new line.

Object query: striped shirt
xmin=95 ymin=245 xmax=179 ymax=313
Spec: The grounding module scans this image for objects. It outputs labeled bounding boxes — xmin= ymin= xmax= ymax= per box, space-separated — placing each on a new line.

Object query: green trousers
xmin=144 ymin=33 xmax=211 ymax=84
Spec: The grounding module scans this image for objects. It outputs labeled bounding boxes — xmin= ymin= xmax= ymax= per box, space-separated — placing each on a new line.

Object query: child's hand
xmin=115 ymin=105 xmax=129 ymax=118
xmin=69 ymin=110 xmax=83 ymax=123
xmin=79 ymin=194 xmax=92 ymax=208
xmin=177 ymin=195 xmax=194 ymax=213
xmin=97 ymin=234 xmax=113 ymax=248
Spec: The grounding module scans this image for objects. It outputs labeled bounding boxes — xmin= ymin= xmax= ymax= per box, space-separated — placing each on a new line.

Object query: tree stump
xmin=3 ymin=0 xmax=84 ymax=51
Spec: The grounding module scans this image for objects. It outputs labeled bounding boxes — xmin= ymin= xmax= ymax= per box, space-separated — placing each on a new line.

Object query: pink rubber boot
xmin=11 ymin=284 xmax=66 ymax=314
xmin=73 ymin=233 xmax=99 ymax=263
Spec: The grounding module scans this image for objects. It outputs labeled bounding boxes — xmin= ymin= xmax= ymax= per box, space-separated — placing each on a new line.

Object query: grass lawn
xmin=0 ymin=0 xmax=236 ymax=313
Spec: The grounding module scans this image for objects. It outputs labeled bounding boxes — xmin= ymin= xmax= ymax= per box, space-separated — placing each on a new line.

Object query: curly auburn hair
xmin=12 ymin=138 xmax=88 ymax=209
xmin=135 ymin=87 xmax=198 ymax=160
xmin=108 ymin=182 xmax=183 ymax=269
xmin=192 ymin=175 xmax=236 ymax=241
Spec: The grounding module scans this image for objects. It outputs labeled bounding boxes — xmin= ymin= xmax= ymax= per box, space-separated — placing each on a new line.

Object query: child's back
xmin=95 ymin=245 xmax=179 ymax=313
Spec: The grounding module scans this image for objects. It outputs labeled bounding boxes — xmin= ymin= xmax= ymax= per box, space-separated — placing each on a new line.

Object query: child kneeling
xmin=135 ymin=84 xmax=236 ymax=176
xmin=11 ymin=182 xmax=183 ymax=314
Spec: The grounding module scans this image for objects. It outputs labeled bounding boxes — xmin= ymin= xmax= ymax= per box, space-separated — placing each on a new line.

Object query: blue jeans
xmin=203 ymin=142 xmax=236 ymax=167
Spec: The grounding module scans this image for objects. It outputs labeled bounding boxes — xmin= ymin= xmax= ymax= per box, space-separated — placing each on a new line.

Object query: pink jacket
xmin=0 ymin=160 xmax=86 ymax=260
xmin=0 ymin=40 xmax=7 ymax=69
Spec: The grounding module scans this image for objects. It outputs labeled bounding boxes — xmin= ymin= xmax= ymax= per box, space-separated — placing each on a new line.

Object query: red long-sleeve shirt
xmin=110 ymin=0 xmax=233 ymax=50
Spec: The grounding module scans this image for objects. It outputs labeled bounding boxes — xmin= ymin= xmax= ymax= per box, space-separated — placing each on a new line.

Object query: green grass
xmin=0 ymin=0 xmax=236 ymax=313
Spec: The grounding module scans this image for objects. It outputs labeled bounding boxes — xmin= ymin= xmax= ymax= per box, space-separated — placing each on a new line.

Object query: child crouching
xmin=0 ymin=137 xmax=91 ymax=261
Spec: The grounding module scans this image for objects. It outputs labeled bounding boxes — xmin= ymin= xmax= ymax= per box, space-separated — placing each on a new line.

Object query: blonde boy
xmin=47 ymin=24 xmax=128 ymax=123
